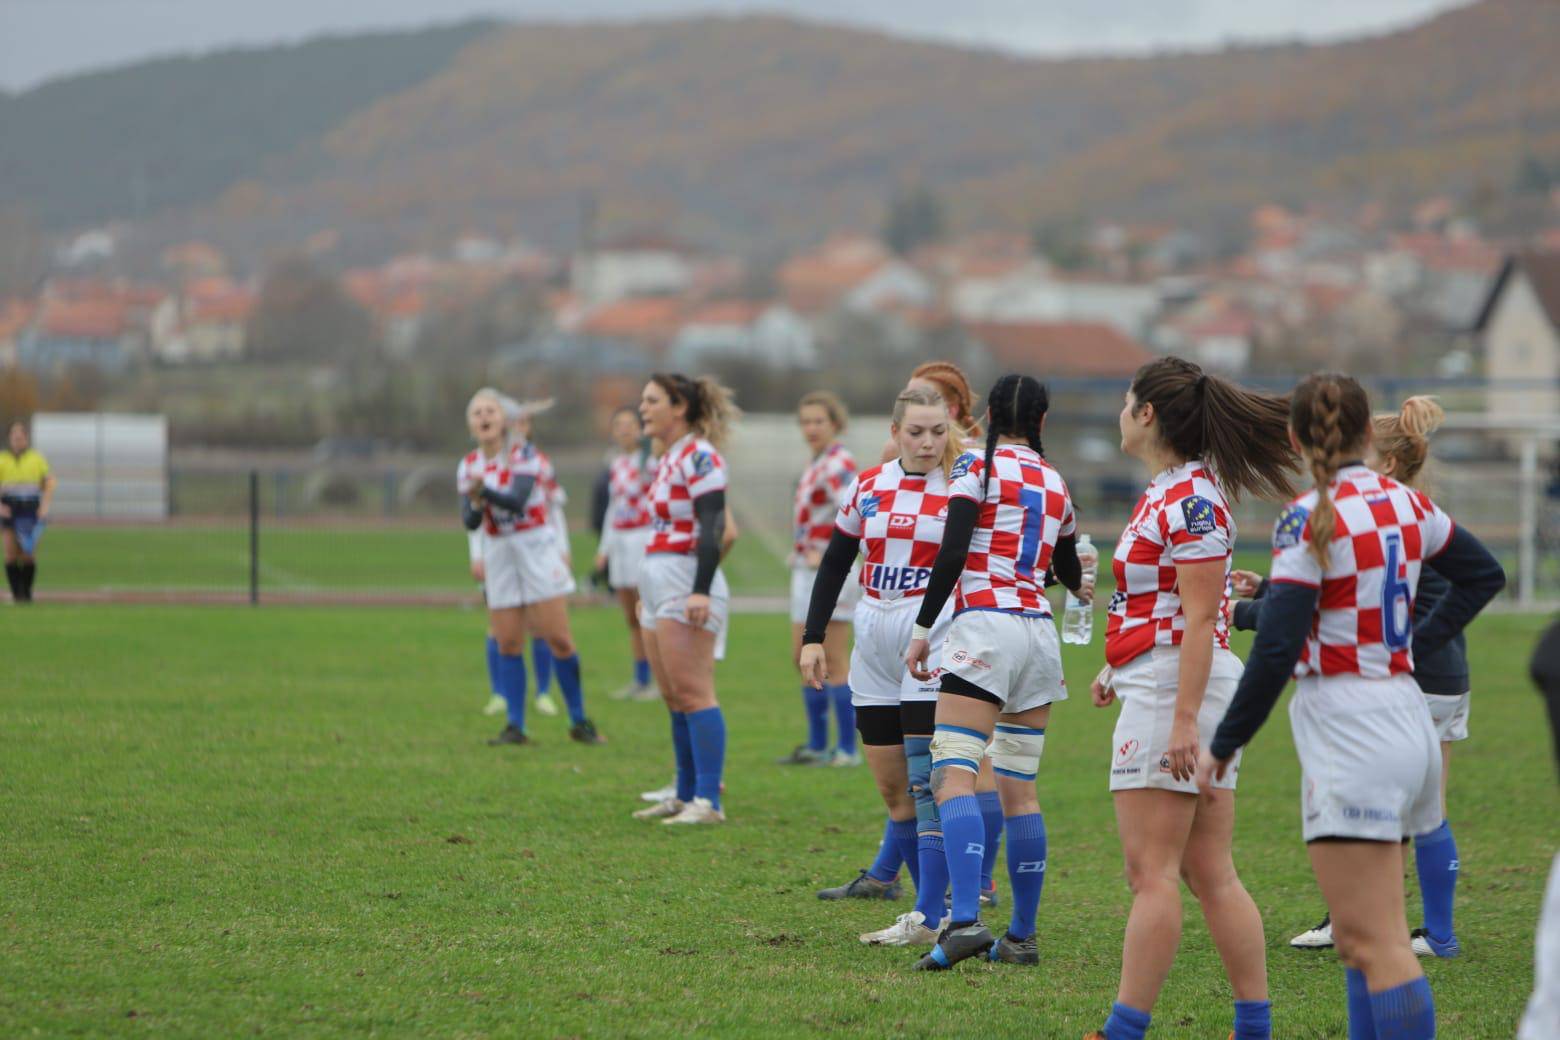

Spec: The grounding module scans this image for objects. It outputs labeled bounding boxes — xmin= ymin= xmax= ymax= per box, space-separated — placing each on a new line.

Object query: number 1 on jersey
xmin=1016 ymin=488 xmax=1047 ymax=580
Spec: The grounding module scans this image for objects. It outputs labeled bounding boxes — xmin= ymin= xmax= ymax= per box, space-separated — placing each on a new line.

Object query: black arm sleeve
xmin=1051 ymin=534 xmax=1082 ymax=593
xmin=477 ymin=475 xmax=539 ymax=515
xmin=1209 ymin=580 xmax=1319 ymax=760
xmin=1414 ymin=525 xmax=1506 ymax=661
xmin=691 ymin=491 xmax=726 ymax=597
xmin=461 ymin=497 xmax=483 ymax=531
xmin=1231 ymin=578 xmax=1270 ymax=632
xmin=915 ymin=497 xmax=978 ymax=630
xmin=802 ymin=530 xmax=863 ymax=644
xmin=589 ymin=466 xmax=611 ymax=536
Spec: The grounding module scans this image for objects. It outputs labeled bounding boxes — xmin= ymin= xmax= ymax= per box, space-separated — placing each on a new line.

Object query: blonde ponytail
xmin=1372 ymin=395 xmax=1444 ymax=488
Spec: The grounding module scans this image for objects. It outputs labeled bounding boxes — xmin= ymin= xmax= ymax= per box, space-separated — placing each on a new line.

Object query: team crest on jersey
xmin=1181 ymin=495 xmax=1216 ymax=535
xmin=950 ymin=452 xmax=978 ymax=479
xmin=690 ymin=450 xmax=715 ymax=477
xmin=859 ymin=494 xmax=881 ymax=519
xmin=1274 ymin=503 xmax=1310 ymax=549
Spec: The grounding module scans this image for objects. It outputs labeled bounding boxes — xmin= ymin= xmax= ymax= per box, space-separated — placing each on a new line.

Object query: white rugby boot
xmin=662 ymin=796 xmax=725 ymax=825
xmin=633 ymin=798 xmax=684 ymax=820
xmin=859 ymin=910 xmax=944 ymax=947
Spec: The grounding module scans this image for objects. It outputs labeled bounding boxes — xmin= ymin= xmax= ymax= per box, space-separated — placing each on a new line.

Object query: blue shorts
xmin=8 ymin=515 xmax=43 ymax=554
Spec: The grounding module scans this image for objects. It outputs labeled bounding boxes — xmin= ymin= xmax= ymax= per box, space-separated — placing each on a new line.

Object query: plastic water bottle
xmin=1062 ymin=534 xmax=1097 ymax=645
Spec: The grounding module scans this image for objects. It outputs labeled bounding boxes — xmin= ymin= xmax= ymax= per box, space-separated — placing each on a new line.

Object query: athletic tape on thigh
xmin=905 ymin=737 xmax=940 ymax=830
xmin=929 ymin=724 xmax=989 ymax=776
xmin=988 ymin=723 xmax=1046 ymax=782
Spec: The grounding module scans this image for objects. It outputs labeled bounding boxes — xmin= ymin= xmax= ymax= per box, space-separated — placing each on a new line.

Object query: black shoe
xmin=488 ymin=725 xmax=530 ymax=746
xmin=913 ymin=921 xmax=995 ymax=971
xmin=569 ymin=719 xmax=606 ymax=745
xmin=816 ymin=869 xmax=903 ymax=901
xmin=776 ymin=744 xmax=829 ymax=765
xmin=988 ymin=931 xmax=1039 ymax=965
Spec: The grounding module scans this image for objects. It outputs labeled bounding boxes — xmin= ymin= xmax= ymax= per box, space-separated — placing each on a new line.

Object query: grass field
xmin=2 ymin=604 xmax=1554 ymax=1038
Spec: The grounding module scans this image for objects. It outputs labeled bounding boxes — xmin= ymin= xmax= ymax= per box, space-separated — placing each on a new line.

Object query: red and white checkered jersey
xmin=947 ymin=445 xmax=1076 ymax=616
xmin=456 ymin=441 xmax=549 ymax=536
xmin=835 ymin=460 xmax=948 ymax=602
xmin=793 ymin=442 xmax=858 ymax=560
xmin=1104 ymin=460 xmax=1235 ymax=668
xmin=1269 ymin=463 xmax=1455 ymax=679
xmin=646 ymin=433 xmax=728 ymax=556
xmin=607 ymin=450 xmax=656 ymax=531
xmin=531 ymin=444 xmax=565 ymax=511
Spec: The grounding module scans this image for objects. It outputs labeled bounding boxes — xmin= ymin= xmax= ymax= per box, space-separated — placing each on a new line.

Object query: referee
xmin=1 ymin=420 xmax=54 ymax=603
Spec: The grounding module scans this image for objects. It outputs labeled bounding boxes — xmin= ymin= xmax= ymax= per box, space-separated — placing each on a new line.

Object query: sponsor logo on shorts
xmin=950 ymin=649 xmax=991 ymax=670
xmin=1158 ymin=755 xmax=1173 ymax=773
xmin=1343 ymin=806 xmax=1400 ymax=823
xmin=1112 ymin=767 xmax=1141 ymax=776
xmin=1114 ymin=738 xmax=1140 ymax=766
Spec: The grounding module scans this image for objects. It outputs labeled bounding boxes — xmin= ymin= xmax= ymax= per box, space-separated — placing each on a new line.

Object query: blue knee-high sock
xmin=1346 ymin=968 xmax=1378 ymax=1040
xmin=1102 ymin=1002 xmax=1151 ymax=1040
xmin=866 ymin=817 xmax=905 ymax=882
xmin=1369 ymin=976 xmax=1435 ymax=1039
xmin=889 ymin=818 xmax=919 ymax=889
xmin=485 ymin=636 xmax=501 ymax=695
xmin=669 ymin=712 xmax=696 ymax=803
xmin=531 ymin=637 xmax=553 ymax=695
xmin=977 ymin=790 xmax=1003 ymax=891
xmin=1414 ymin=821 xmax=1459 ymax=943
xmin=828 ymin=684 xmax=856 ymax=755
xmin=939 ymin=794 xmax=986 ymax=923
xmin=1234 ymin=999 xmax=1272 ymax=1040
xmin=1003 ymin=812 xmax=1047 ymax=940
xmin=803 ymin=685 xmax=829 ymax=752
xmin=496 ymin=651 xmax=528 ymax=732
xmin=554 ymin=653 xmax=586 ymax=724
xmin=914 ymin=833 xmax=949 ymax=924
xmin=634 ymin=658 xmax=651 ymax=687
xmin=685 ymin=706 xmax=726 ymax=810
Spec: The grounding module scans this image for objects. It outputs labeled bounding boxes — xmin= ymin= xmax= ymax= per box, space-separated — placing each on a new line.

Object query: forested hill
xmin=1 ymin=0 xmax=1556 ymax=258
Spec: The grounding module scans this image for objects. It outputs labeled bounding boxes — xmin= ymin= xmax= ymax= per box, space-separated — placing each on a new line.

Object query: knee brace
xmin=989 ymin=724 xmax=1046 ymax=782
xmin=905 ymin=736 xmax=939 ymax=831
xmin=929 ymin=725 xmax=989 ymax=777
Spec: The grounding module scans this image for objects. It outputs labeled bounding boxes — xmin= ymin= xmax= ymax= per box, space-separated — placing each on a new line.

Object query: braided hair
xmin=980 ymin=374 xmax=1049 ymax=498
xmin=1290 ymin=373 xmax=1371 ymax=568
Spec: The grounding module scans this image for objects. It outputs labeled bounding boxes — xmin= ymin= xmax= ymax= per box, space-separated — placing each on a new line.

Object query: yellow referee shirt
xmin=0 ymin=448 xmax=50 ymax=507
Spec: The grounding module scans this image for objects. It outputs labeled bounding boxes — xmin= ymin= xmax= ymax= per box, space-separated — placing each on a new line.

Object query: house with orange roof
xmin=0 ymin=299 xmax=37 ymax=368
xmin=951 ymin=263 xmax=1161 ymax=341
xmin=20 ymin=278 xmax=165 ymax=372
xmin=778 ymin=236 xmax=933 ymax=317
xmin=963 ymin=320 xmax=1153 ymax=381
xmin=668 ymin=300 xmax=816 ymax=370
xmin=577 ymin=297 xmax=687 ymax=356
xmin=150 ymin=277 xmax=257 ymax=363
xmin=571 ymin=235 xmax=702 ymax=305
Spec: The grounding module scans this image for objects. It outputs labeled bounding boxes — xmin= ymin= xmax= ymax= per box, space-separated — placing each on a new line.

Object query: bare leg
xmin=1181 ymin=788 xmax=1268 ymax=1002
xmin=1113 ymin=788 xmax=1197 ymax=1011
xmin=1310 ymin=839 xmax=1423 ymax=990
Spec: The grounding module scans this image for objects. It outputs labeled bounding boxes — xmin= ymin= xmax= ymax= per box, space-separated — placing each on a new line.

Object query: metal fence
xmin=21 ymin=408 xmax=1560 ymax=609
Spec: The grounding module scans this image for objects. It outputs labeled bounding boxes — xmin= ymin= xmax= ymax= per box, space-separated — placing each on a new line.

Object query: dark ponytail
xmin=1129 ymin=356 xmax=1297 ymax=501
xmin=980 ymin=374 xmax=1050 ymax=497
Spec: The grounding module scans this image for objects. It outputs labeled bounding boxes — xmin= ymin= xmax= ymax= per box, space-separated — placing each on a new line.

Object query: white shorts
xmin=940 ymin=610 xmax=1068 ymax=714
xmin=482 ymin=527 xmax=577 ymax=610
xmin=637 ymin=552 xmax=730 ymax=661
xmin=848 ymin=596 xmax=953 ymax=708
xmin=1423 ymin=691 xmax=1470 ymax=743
xmin=1290 ymin=672 xmax=1443 ymax=843
xmin=606 ymin=526 xmax=652 ymax=589
xmin=789 ymin=563 xmax=860 ymax=624
xmin=1107 ymin=646 xmax=1245 ymax=793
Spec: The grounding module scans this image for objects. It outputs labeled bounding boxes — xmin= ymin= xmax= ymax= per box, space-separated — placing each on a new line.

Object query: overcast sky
xmin=1 ymin=0 xmax=1471 ymax=93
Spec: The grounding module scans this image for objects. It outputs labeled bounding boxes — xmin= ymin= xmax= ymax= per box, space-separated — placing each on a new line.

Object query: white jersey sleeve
xmin=946 ymin=451 xmax=985 ymax=504
xmin=1417 ymin=491 xmax=1455 ymax=559
xmin=834 ymin=475 xmax=865 ymax=540
xmin=1163 ymin=489 xmax=1232 ymax=563
xmin=683 ymin=444 xmax=729 ymax=499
